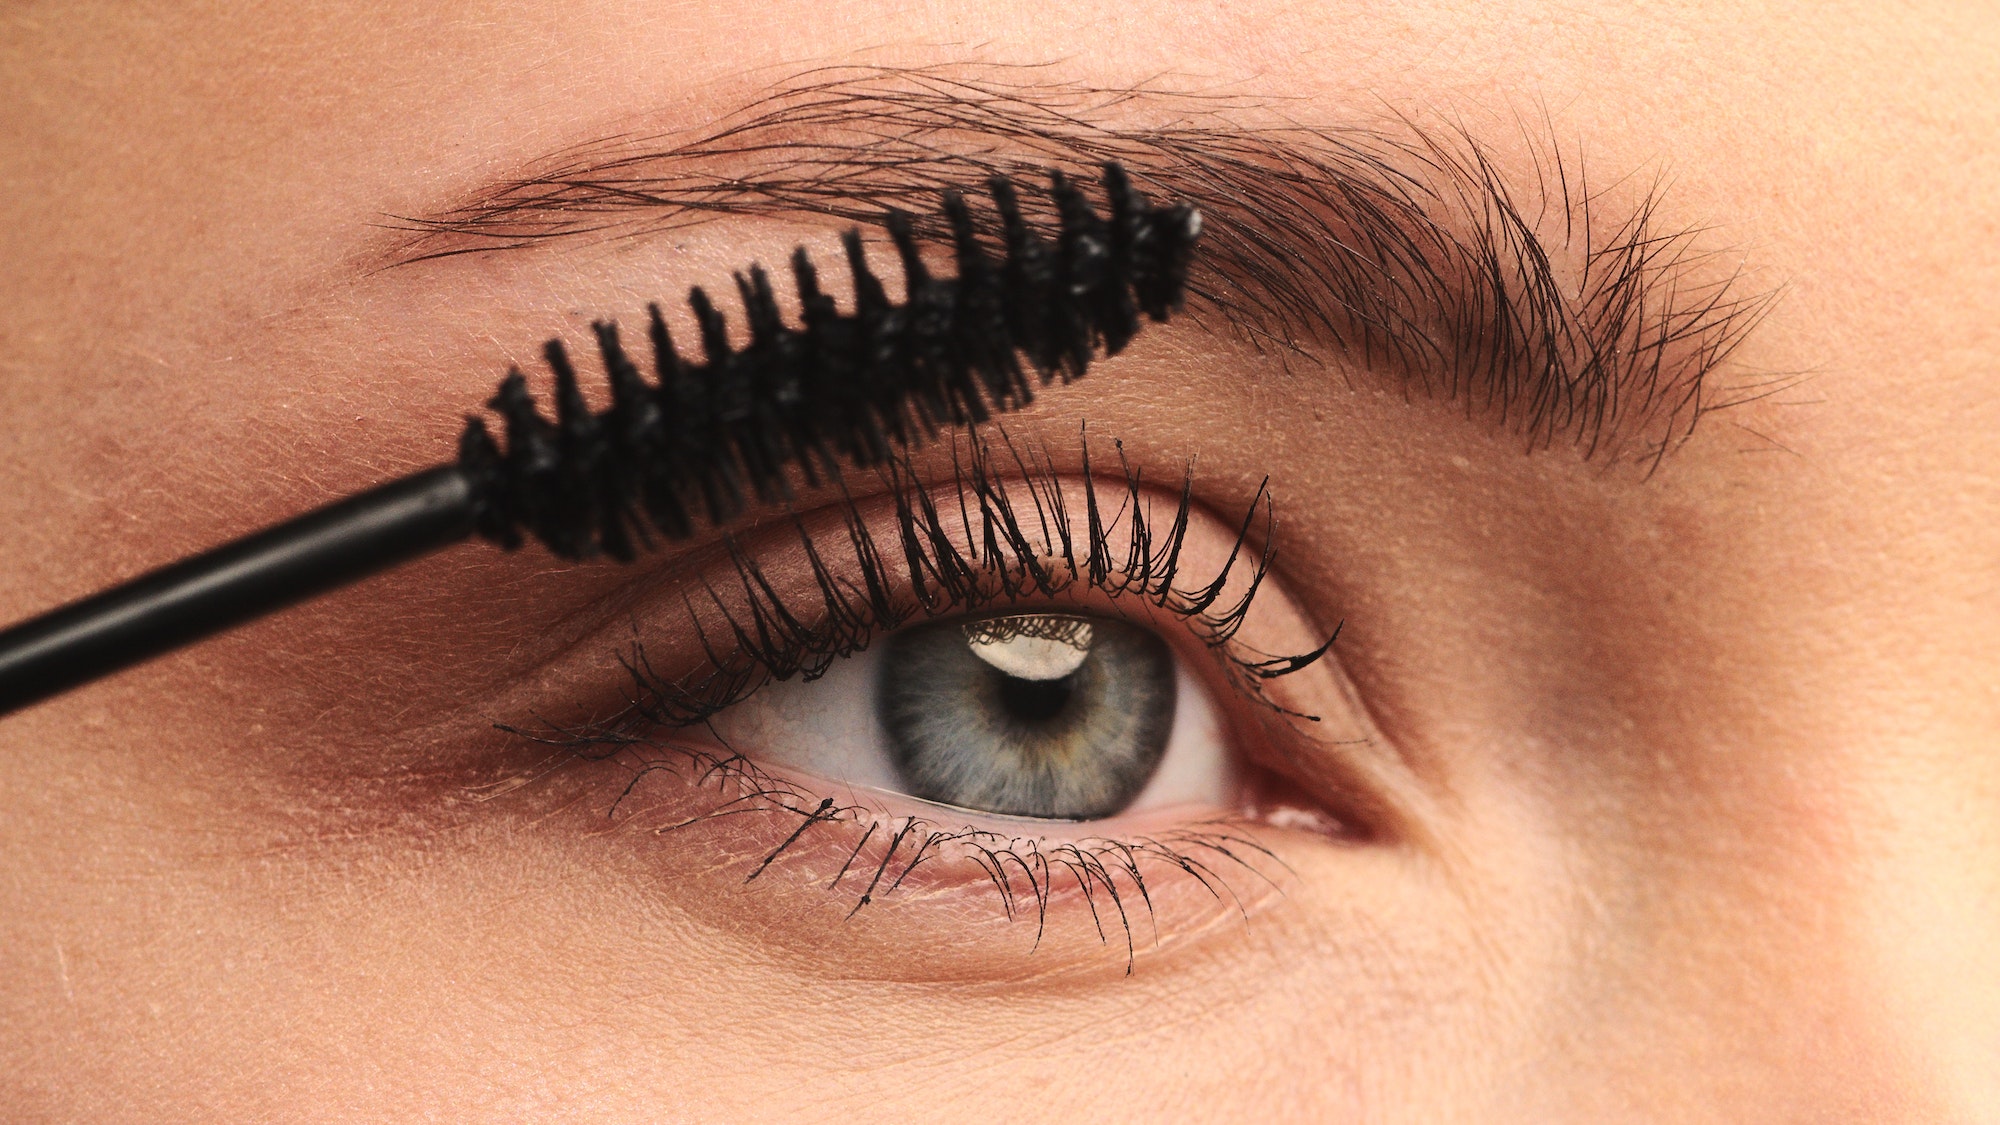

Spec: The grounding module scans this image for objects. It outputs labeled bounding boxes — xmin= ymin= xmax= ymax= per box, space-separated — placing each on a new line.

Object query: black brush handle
xmin=0 ymin=464 xmax=477 ymax=716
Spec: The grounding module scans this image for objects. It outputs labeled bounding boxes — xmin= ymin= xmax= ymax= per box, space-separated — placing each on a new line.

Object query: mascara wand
xmin=0 ymin=164 xmax=1201 ymax=717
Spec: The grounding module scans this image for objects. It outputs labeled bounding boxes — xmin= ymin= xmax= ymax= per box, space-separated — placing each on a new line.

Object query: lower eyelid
xmin=524 ymin=624 xmax=1384 ymax=980
xmin=557 ymin=732 xmax=1298 ymax=980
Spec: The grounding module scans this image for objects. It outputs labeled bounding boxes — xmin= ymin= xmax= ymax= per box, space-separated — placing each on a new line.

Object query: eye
xmin=497 ymin=437 xmax=1384 ymax=978
xmin=712 ymin=610 xmax=1233 ymax=822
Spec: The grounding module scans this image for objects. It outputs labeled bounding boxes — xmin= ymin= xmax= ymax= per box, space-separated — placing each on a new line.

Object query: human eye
xmin=496 ymin=421 xmax=1381 ymax=979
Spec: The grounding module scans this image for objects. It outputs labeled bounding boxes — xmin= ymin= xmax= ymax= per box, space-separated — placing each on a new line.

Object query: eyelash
xmin=600 ymin=742 xmax=1289 ymax=973
xmin=495 ymin=429 xmax=1334 ymax=966
xmin=593 ymin=426 xmax=1328 ymax=730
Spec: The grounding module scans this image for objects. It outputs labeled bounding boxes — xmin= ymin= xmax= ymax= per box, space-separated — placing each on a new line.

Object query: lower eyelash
xmin=602 ymin=426 xmax=1331 ymax=732
xmin=529 ymin=731 xmax=1292 ymax=975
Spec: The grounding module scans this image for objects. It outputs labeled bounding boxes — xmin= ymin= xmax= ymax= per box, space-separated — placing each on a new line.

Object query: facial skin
xmin=2 ymin=1 xmax=1997 ymax=1120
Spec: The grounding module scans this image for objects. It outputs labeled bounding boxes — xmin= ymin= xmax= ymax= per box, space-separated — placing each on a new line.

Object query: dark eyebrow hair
xmin=390 ymin=65 xmax=1775 ymax=465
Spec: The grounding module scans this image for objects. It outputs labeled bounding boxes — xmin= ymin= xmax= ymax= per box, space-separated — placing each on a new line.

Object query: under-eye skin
xmin=876 ymin=613 xmax=1177 ymax=820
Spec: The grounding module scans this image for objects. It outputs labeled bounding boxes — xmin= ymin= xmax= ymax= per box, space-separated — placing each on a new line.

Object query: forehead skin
xmin=1 ymin=2 xmax=1997 ymax=1121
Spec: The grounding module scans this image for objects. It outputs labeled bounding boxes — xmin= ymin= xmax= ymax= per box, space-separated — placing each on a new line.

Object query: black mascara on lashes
xmin=0 ymin=163 xmax=1201 ymax=716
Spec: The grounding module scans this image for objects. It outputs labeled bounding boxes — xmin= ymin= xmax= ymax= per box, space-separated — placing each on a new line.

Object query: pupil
xmin=996 ymin=672 xmax=1073 ymax=722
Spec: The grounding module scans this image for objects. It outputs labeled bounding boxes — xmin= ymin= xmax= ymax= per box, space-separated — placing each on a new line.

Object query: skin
xmin=2 ymin=1 xmax=1996 ymax=1120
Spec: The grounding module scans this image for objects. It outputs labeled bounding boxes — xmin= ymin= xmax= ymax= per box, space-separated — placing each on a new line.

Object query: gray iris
xmin=874 ymin=613 xmax=1177 ymax=819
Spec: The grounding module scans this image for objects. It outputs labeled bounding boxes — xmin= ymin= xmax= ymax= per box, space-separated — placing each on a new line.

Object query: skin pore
xmin=2 ymin=1 xmax=1997 ymax=1120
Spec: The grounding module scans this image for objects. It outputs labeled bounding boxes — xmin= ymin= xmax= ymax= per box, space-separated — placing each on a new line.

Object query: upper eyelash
xmin=583 ymin=426 xmax=1332 ymax=732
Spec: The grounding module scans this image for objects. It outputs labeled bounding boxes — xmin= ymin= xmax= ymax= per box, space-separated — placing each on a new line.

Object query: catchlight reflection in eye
xmin=710 ymin=612 xmax=1237 ymax=822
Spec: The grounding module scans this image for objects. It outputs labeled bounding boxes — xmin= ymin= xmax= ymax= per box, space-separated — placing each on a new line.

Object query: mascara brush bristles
xmin=458 ymin=162 xmax=1201 ymax=562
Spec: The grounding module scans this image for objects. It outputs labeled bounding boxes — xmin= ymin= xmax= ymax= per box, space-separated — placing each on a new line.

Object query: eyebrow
xmin=391 ymin=65 xmax=1773 ymax=465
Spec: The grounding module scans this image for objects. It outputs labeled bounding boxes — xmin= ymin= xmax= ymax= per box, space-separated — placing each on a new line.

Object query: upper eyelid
xmin=387 ymin=64 xmax=1774 ymax=465
xmin=595 ymin=435 xmax=1308 ymax=731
